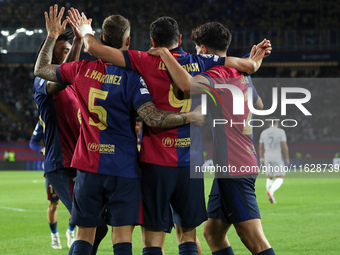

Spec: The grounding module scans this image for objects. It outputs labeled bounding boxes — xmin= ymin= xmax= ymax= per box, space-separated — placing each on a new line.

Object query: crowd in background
xmin=0 ymin=0 xmax=339 ymax=30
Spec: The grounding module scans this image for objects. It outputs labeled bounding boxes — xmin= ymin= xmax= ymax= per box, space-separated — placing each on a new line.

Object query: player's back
xmin=57 ymin=59 xmax=152 ymax=178
xmin=33 ymin=78 xmax=80 ymax=172
xmin=123 ymin=48 xmax=225 ymax=167
xmin=260 ymin=127 xmax=285 ymax=160
xmin=201 ymin=65 xmax=258 ymax=176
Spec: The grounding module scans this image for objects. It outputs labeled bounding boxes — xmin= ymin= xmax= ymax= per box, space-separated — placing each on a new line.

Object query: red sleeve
xmin=56 ymin=60 xmax=83 ymax=86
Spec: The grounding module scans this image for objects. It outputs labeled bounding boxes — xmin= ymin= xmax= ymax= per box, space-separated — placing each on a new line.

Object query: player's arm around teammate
xmin=73 ymin=12 xmax=262 ymax=80
xmin=147 ymin=39 xmax=271 ymax=94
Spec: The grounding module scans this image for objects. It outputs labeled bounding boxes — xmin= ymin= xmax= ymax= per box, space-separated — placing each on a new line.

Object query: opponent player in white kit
xmin=259 ymin=118 xmax=289 ymax=204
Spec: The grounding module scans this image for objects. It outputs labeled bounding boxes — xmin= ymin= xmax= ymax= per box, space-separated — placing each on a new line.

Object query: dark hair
xmin=191 ymin=22 xmax=232 ymax=52
xmin=35 ymin=30 xmax=73 ymax=61
xmin=102 ymin=15 xmax=130 ymax=49
xmin=149 ymin=17 xmax=180 ymax=47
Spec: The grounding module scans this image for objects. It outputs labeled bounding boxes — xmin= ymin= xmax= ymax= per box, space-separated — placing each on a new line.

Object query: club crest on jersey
xmin=140 ymin=88 xmax=150 ymax=94
xmin=162 ymin=137 xmax=175 ymax=147
xmin=87 ymin=142 xmax=100 ymax=152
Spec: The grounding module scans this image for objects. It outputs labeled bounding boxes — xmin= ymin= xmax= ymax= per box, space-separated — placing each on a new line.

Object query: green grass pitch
xmin=0 ymin=170 xmax=339 ymax=254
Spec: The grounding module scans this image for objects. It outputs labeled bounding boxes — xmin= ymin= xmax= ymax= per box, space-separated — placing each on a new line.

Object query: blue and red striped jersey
xmin=33 ymin=78 xmax=80 ymax=173
xmin=123 ymin=47 xmax=225 ymax=167
xmin=56 ymin=59 xmax=153 ymax=178
xmin=201 ymin=66 xmax=258 ymax=176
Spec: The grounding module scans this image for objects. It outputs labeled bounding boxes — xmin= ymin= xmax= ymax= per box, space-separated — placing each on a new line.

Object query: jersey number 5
xmin=88 ymin=87 xmax=108 ymax=130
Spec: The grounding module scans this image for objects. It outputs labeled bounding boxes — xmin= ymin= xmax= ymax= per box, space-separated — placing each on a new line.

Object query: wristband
xmin=80 ymin=24 xmax=93 ymax=37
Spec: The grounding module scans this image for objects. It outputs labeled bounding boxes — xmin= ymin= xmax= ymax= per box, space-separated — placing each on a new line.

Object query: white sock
xmin=266 ymin=179 xmax=273 ymax=191
xmin=269 ymin=178 xmax=284 ymax=194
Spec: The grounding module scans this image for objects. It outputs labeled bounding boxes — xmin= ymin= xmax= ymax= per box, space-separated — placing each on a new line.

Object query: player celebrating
xmin=30 ymin=120 xmax=77 ymax=249
xmin=149 ymin=22 xmax=276 ymax=255
xmin=259 ymin=118 xmax=290 ymax=204
xmin=77 ymin=12 xmax=266 ymax=255
xmin=33 ymin=6 xmax=108 ymax=253
xmin=34 ymin=5 xmax=204 ymax=255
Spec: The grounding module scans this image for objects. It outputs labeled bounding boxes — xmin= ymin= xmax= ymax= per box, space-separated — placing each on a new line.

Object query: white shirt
xmin=259 ymin=126 xmax=287 ymax=162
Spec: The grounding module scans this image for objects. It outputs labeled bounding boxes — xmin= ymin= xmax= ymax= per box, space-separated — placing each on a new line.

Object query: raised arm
xmin=64 ymin=7 xmax=84 ymax=63
xmin=74 ymin=11 xmax=126 ymax=67
xmin=136 ymin=101 xmax=204 ymax=128
xmin=45 ymin=7 xmax=86 ymax=95
xmin=34 ymin=4 xmax=67 ymax=82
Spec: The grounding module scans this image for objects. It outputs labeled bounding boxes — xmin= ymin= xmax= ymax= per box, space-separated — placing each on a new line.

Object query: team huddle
xmin=32 ymin=4 xmax=280 ymax=255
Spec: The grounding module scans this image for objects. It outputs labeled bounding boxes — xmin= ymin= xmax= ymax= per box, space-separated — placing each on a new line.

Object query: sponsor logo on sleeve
xmin=140 ymin=88 xmax=150 ymax=94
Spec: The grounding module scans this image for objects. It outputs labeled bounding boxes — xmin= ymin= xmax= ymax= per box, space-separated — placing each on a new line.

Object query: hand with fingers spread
xmin=67 ymin=8 xmax=93 ymax=38
xmin=44 ymin=4 xmax=67 ymax=39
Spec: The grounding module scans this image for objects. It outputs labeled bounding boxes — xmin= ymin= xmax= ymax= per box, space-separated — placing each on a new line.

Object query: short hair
xmin=149 ymin=17 xmax=180 ymax=47
xmin=102 ymin=15 xmax=130 ymax=49
xmin=191 ymin=22 xmax=232 ymax=52
xmin=35 ymin=30 xmax=73 ymax=61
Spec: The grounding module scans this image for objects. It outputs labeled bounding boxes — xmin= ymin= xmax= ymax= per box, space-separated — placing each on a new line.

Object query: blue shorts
xmin=45 ymin=178 xmax=59 ymax=203
xmin=71 ymin=170 xmax=142 ymax=228
xmin=207 ymin=179 xmax=224 ymax=220
xmin=215 ymin=176 xmax=261 ymax=224
xmin=45 ymin=168 xmax=76 ymax=213
xmin=141 ymin=163 xmax=207 ymax=233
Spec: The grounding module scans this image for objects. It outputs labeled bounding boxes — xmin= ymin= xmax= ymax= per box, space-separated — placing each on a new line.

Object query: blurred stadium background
xmin=0 ymin=0 xmax=340 ymax=169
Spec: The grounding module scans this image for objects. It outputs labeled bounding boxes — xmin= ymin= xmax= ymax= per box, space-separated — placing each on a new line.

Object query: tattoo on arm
xmin=34 ymin=36 xmax=59 ymax=82
xmin=137 ymin=101 xmax=187 ymax=128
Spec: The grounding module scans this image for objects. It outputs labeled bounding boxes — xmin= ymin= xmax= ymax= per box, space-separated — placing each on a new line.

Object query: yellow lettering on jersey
xmin=105 ymin=75 xmax=113 ymax=84
xmin=90 ymin=70 xmax=98 ymax=79
xmin=85 ymin=69 xmax=90 ymax=77
xmin=158 ymin=61 xmax=166 ymax=70
xmin=95 ymin=72 xmax=102 ymax=81
xmin=113 ymin=75 xmax=121 ymax=85
xmin=100 ymin=74 xmax=106 ymax=83
xmin=181 ymin=63 xmax=200 ymax=73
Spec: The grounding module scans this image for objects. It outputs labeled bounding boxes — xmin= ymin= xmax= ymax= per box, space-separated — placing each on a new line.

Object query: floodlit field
xmin=0 ymin=170 xmax=339 ymax=254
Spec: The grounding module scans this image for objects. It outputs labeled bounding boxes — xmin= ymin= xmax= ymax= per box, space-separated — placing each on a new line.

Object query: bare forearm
xmin=225 ymin=57 xmax=257 ymax=74
xmin=137 ymin=101 xmax=189 ymax=128
xmin=159 ymin=49 xmax=191 ymax=93
xmin=84 ymin=34 xmax=126 ymax=67
xmin=64 ymin=37 xmax=83 ymax=63
xmin=34 ymin=36 xmax=59 ymax=82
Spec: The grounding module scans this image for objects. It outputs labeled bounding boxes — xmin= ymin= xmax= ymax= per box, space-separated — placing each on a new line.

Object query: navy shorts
xmin=71 ymin=170 xmax=142 ymax=228
xmin=207 ymin=179 xmax=224 ymax=220
xmin=216 ymin=176 xmax=261 ymax=224
xmin=45 ymin=178 xmax=59 ymax=203
xmin=141 ymin=163 xmax=207 ymax=233
xmin=45 ymin=168 xmax=76 ymax=213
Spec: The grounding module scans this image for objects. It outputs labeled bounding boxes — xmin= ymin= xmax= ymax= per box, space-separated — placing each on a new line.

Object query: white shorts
xmin=264 ymin=160 xmax=286 ymax=177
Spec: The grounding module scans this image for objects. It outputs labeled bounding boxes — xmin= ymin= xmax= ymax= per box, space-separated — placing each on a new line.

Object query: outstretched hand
xmin=44 ymin=4 xmax=67 ymax=38
xmin=67 ymin=7 xmax=93 ymax=38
